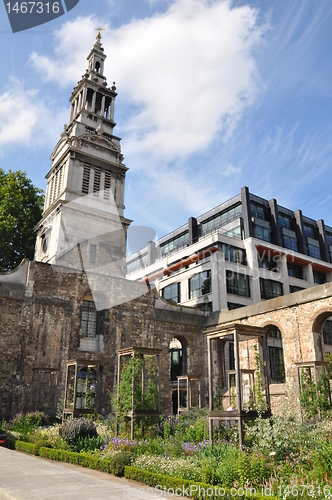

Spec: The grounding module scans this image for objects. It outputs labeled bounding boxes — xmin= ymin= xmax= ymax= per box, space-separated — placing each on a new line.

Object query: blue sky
xmin=1 ymin=0 xmax=332 ymax=239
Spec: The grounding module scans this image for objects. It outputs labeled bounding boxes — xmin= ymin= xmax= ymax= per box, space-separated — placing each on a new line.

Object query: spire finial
xmin=95 ymin=27 xmax=105 ymax=40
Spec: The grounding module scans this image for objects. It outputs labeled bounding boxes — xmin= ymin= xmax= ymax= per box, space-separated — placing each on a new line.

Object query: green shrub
xmin=59 ymin=418 xmax=97 ymax=448
xmin=8 ymin=411 xmax=48 ymax=434
xmin=72 ymin=434 xmax=104 ymax=453
xmin=38 ymin=447 xmax=113 ymax=474
xmin=110 ymin=450 xmax=133 ymax=476
xmin=124 ymin=466 xmax=277 ymax=500
xmin=15 ymin=440 xmax=36 ymax=454
xmin=34 ymin=439 xmax=52 ymax=456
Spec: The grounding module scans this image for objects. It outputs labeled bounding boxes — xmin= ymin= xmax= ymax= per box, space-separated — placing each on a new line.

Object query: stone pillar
xmin=101 ymin=96 xmax=106 ymax=117
xmin=92 ymin=92 xmax=97 ymax=114
xmin=82 ymin=87 xmax=87 ymax=110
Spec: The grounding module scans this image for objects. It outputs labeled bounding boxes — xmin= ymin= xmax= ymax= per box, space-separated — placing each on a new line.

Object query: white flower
xmin=269 ymin=451 xmax=276 ymax=456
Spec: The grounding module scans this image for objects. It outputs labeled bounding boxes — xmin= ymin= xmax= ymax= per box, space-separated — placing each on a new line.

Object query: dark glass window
xmin=229 ymin=341 xmax=235 ymax=371
xmin=162 ymin=282 xmax=181 ymax=304
xmin=258 ymin=255 xmax=279 ymax=272
xmin=223 ymin=244 xmax=247 ymax=265
xmin=260 ymin=278 xmax=283 ymax=300
xmin=279 ymin=214 xmax=294 ymax=231
xmin=323 ymin=320 xmax=332 ymax=345
xmin=287 ymin=263 xmax=306 ymax=280
xmin=268 ymin=327 xmax=286 ymax=383
xmin=313 ymin=271 xmax=326 ymax=285
xmin=254 ymin=225 xmax=271 ymax=242
xmin=81 ymin=301 xmax=97 ymax=338
xmin=226 ymin=271 xmax=250 ymax=297
xmin=308 ymin=244 xmax=321 ymax=260
xmin=160 ymin=232 xmax=189 ymax=257
xmin=289 ymin=285 xmax=305 ymax=293
xmin=250 ymin=201 xmax=268 ymax=220
xmin=326 ymin=233 xmax=332 ymax=246
xmin=227 ymin=302 xmax=245 ymax=310
xmin=283 ymin=235 xmax=298 ymax=252
xmin=200 ymin=203 xmax=242 ymax=236
xmin=189 ymin=270 xmax=211 ymax=299
xmin=224 ymin=225 xmax=243 ymax=240
xmin=303 ymin=224 xmax=316 ymax=239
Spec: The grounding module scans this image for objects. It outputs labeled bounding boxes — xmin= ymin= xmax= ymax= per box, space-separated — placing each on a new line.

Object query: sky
xmin=0 ymin=0 xmax=332 ymax=240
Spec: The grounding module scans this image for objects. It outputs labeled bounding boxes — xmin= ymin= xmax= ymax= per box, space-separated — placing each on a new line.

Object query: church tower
xmin=35 ymin=32 xmax=131 ymax=273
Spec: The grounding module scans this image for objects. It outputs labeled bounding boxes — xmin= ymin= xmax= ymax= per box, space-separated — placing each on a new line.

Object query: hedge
xmin=38 ymin=447 xmax=132 ymax=476
xmin=124 ymin=466 xmax=279 ymax=500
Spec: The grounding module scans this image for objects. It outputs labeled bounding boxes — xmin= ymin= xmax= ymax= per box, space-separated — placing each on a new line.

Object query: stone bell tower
xmin=35 ymin=32 xmax=131 ymax=274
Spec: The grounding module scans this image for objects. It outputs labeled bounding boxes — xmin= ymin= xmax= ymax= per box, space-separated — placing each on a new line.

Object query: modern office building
xmin=127 ymin=187 xmax=332 ymax=322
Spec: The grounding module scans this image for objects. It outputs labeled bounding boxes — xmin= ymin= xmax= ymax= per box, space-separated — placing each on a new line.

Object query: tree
xmin=0 ymin=169 xmax=44 ymax=272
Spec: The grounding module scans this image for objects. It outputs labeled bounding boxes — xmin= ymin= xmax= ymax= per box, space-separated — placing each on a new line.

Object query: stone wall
xmin=0 ymin=260 xmax=206 ymax=419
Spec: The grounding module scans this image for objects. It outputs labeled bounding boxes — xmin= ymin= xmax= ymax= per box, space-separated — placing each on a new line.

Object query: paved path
xmin=0 ymin=447 xmax=167 ymax=500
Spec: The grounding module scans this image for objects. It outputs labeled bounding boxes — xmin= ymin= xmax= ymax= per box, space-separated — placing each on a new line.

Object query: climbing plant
xmin=115 ymin=355 xmax=157 ymax=419
xmin=254 ymin=343 xmax=268 ymax=415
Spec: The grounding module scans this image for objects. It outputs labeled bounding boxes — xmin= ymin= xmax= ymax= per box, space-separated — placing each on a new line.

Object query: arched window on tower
xmin=267 ymin=327 xmax=286 ymax=383
xmin=95 ymin=61 xmax=101 ymax=73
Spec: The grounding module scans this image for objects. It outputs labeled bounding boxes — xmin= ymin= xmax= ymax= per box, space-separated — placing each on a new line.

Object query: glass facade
xmin=189 ymin=270 xmax=211 ymax=299
xmin=287 ymin=263 xmax=305 ymax=280
xmin=160 ymin=232 xmax=189 ymax=257
xmin=254 ymin=225 xmax=271 ymax=242
xmin=223 ymin=244 xmax=247 ymax=265
xmin=283 ymin=235 xmax=298 ymax=252
xmin=200 ymin=203 xmax=242 ymax=237
xmin=162 ymin=282 xmax=181 ymax=304
xmin=279 ymin=213 xmax=294 ymax=231
xmin=226 ymin=271 xmax=250 ymax=297
xmin=258 ymin=255 xmax=279 ymax=272
xmin=127 ymin=253 xmax=148 ymax=274
xmin=290 ymin=285 xmax=305 ymax=293
xmin=326 ymin=233 xmax=332 ymax=246
xmin=260 ymin=278 xmax=283 ymax=300
xmin=250 ymin=201 xmax=268 ymax=220
xmin=308 ymin=244 xmax=321 ymax=260
xmin=313 ymin=271 xmax=326 ymax=285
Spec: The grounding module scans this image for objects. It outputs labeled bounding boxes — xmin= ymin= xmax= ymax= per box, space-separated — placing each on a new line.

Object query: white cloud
xmin=0 ymin=78 xmax=67 ymax=149
xmin=30 ymin=0 xmax=267 ymax=162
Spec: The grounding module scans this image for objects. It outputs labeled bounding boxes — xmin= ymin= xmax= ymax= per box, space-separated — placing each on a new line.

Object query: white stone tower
xmin=35 ymin=32 xmax=131 ymax=274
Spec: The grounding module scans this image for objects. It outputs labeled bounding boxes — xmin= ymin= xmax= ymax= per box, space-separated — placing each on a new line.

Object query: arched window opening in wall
xmin=267 ymin=327 xmax=286 ymax=383
xmin=170 ymin=337 xmax=185 ymax=382
xmin=323 ymin=317 xmax=332 ymax=346
xmin=81 ymin=295 xmax=97 ymax=338
xmin=95 ymin=61 xmax=101 ymax=73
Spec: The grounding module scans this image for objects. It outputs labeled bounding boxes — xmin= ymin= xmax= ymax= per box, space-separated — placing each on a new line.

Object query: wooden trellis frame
xmin=177 ymin=375 xmax=201 ymax=415
xmin=63 ymin=360 xmax=99 ymax=420
xmin=206 ymin=323 xmax=271 ymax=448
xmin=116 ymin=346 xmax=162 ymax=439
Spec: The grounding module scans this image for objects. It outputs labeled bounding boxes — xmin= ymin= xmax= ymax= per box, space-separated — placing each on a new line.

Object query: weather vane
xmin=95 ymin=27 xmax=105 ymax=38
